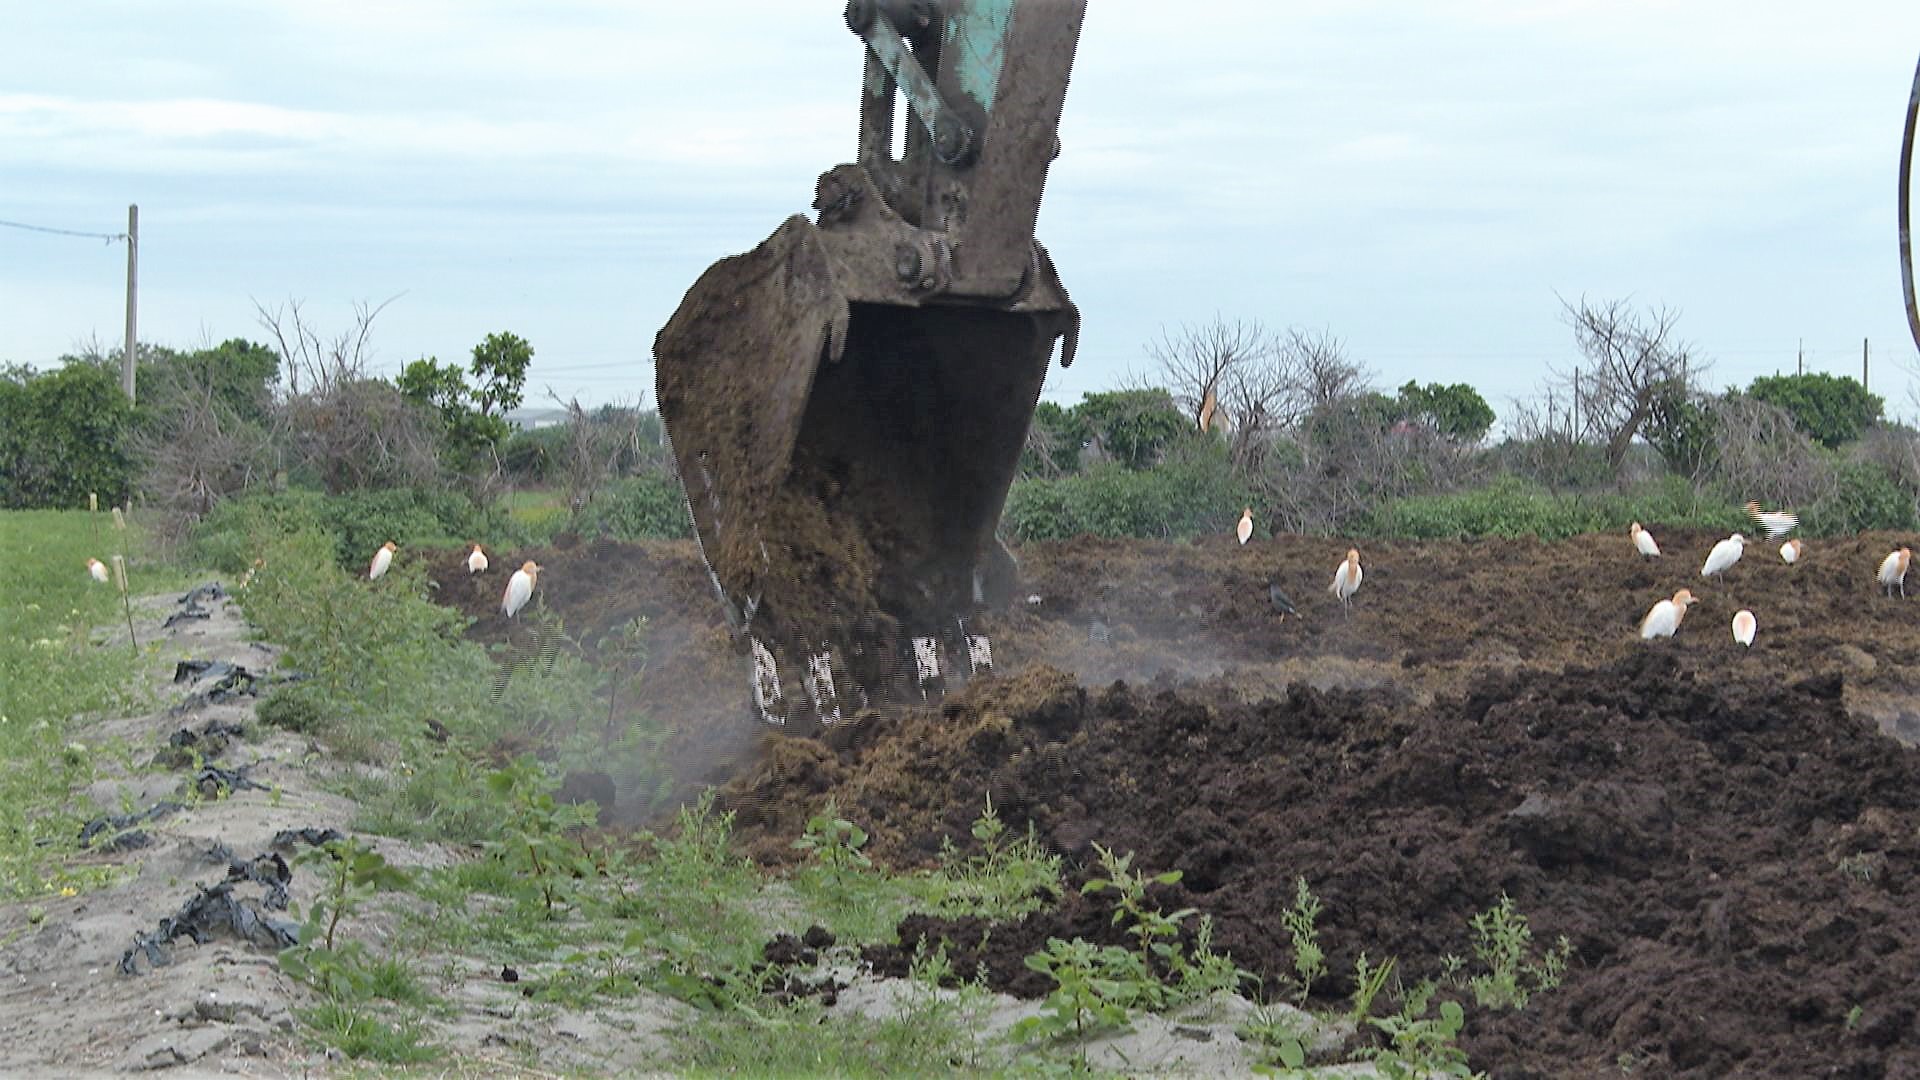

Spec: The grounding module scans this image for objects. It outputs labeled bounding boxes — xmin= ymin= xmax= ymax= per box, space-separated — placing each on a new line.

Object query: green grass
xmin=0 ymin=509 xmax=186 ymax=900
xmin=299 ymin=999 xmax=440 ymax=1064
xmin=500 ymin=488 xmax=568 ymax=545
xmin=1360 ymin=475 xmax=1748 ymax=540
xmin=670 ymin=991 xmax=1014 ymax=1079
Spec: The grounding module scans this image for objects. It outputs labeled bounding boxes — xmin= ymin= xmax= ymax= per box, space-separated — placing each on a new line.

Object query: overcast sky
xmin=5 ymin=2 xmax=1920 ymax=420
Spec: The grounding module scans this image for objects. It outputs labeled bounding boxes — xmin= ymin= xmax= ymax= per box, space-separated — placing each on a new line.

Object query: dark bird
xmin=1267 ymin=579 xmax=1300 ymax=619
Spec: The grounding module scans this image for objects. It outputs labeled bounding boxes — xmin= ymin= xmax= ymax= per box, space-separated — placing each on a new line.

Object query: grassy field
xmin=0 ymin=509 xmax=188 ymax=899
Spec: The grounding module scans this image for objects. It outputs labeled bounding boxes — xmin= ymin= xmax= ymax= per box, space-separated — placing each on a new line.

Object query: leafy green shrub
xmin=1804 ymin=460 xmax=1918 ymax=534
xmin=577 ymin=473 xmax=692 ymax=540
xmin=193 ymin=487 xmax=508 ymax=572
xmin=319 ymin=488 xmax=506 ymax=566
xmin=1363 ymin=477 xmax=1587 ymax=540
xmin=257 ymin=684 xmax=327 ymax=734
xmin=1364 ymin=475 xmax=1747 ymax=540
xmin=1003 ymin=442 xmax=1247 ymax=541
xmin=1747 ymin=372 xmax=1883 ymax=448
xmin=190 ymin=490 xmax=330 ymax=573
xmin=0 ymin=361 xmax=135 ymax=508
xmin=236 ymin=528 xmax=489 ymax=758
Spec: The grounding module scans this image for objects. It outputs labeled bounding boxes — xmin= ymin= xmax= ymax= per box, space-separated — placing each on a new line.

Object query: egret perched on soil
xmin=1701 ymin=533 xmax=1745 ymax=578
xmin=1780 ymin=538 xmax=1804 ymax=565
xmin=368 ymin=541 xmax=397 ymax=581
xmin=1745 ymin=501 xmax=1798 ymax=540
xmin=503 ymin=561 xmax=541 ymax=618
xmin=86 ymin=557 xmax=108 ymax=584
xmin=1732 ymin=609 xmax=1757 ymax=647
xmin=1879 ymin=547 xmax=1911 ymax=598
xmin=1267 ymin=580 xmax=1300 ymax=619
xmin=467 ymin=544 xmax=489 ymax=574
xmin=1329 ymin=548 xmax=1363 ymax=614
xmin=1629 ymin=522 xmax=1661 ymax=558
xmin=1236 ymin=507 xmax=1253 ymax=545
xmin=1639 ymin=588 xmax=1697 ymax=639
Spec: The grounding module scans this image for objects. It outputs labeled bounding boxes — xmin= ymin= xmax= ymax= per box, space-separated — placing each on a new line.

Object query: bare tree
xmin=1288 ymin=327 xmax=1371 ymax=412
xmin=1143 ymin=316 xmax=1276 ymax=432
xmin=1255 ymin=404 xmax=1480 ymax=535
xmin=254 ymin=295 xmax=401 ymax=397
xmin=1706 ymin=394 xmax=1836 ymax=508
xmin=133 ymin=367 xmax=274 ymax=530
xmin=1144 ymin=317 xmax=1373 ymax=473
xmin=256 ymin=298 xmax=439 ymax=492
xmin=1499 ymin=389 xmax=1596 ymax=492
xmin=549 ymin=391 xmax=641 ymax=517
xmin=1551 ymin=296 xmax=1702 ymax=481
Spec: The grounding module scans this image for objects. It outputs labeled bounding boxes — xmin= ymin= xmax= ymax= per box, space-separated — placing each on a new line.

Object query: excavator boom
xmin=655 ymin=0 xmax=1085 ymax=732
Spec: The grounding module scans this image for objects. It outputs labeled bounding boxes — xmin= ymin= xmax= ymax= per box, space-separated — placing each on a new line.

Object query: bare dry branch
xmin=1551 ymin=295 xmax=1703 ymax=480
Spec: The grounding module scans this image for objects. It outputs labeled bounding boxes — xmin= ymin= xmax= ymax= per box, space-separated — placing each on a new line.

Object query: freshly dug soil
xmin=431 ymin=528 xmax=1920 ymax=1076
xmin=808 ymin=654 xmax=1920 ymax=1077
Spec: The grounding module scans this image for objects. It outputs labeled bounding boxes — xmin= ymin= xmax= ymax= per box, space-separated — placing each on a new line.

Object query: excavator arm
xmin=1902 ymin=49 xmax=1920 ymax=356
xmin=654 ymin=0 xmax=1086 ymax=732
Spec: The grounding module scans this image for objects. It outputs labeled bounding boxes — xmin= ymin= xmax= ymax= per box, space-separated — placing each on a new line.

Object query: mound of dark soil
xmin=730 ymin=651 xmax=1920 ymax=1078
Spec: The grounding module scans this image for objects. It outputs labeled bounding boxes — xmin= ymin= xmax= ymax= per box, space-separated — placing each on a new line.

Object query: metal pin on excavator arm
xmin=654 ymin=0 xmax=1085 ymax=733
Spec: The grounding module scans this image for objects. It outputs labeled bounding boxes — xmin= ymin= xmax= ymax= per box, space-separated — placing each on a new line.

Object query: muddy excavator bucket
xmin=654 ymin=0 xmax=1083 ymax=733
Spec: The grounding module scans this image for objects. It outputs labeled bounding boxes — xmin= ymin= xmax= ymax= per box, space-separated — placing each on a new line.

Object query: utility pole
xmin=1863 ymin=336 xmax=1870 ymax=391
xmin=122 ymin=204 xmax=138 ymax=403
xmin=1797 ymin=338 xmax=1803 ymax=375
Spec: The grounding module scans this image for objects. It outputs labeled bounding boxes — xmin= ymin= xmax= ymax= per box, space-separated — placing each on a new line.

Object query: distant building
xmin=504 ymin=407 xmax=568 ymax=430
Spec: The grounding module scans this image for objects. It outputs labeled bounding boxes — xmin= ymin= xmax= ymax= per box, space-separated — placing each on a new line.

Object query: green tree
xmin=1071 ymin=389 xmax=1187 ymax=470
xmin=0 ymin=360 xmax=136 ymax=507
xmin=1642 ymin=379 xmax=1715 ymax=479
xmin=1020 ymin=400 xmax=1089 ymax=478
xmin=1395 ymin=381 xmax=1494 ymax=442
xmin=395 ymin=332 xmax=532 ymax=479
xmin=138 ymin=338 xmax=280 ymax=424
xmin=1745 ymin=372 xmax=1882 ymax=448
xmin=468 ymin=331 xmax=533 ymax=418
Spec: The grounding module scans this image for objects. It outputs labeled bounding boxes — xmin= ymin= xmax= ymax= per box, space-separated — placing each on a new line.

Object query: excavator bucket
xmin=655 ymin=0 xmax=1084 ymax=733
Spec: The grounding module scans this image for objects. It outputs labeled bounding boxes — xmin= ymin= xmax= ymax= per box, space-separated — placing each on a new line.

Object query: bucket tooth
xmin=807 ymin=649 xmax=843 ymax=726
xmin=912 ymin=635 xmax=941 ymax=698
xmin=967 ymin=634 xmax=993 ymax=674
xmin=750 ymin=638 xmax=786 ymax=727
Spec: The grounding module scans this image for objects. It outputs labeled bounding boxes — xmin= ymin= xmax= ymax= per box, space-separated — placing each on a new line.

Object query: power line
xmin=0 ymin=217 xmax=127 ymax=243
